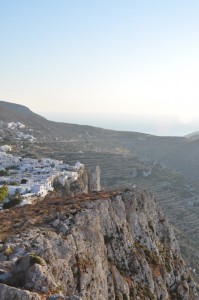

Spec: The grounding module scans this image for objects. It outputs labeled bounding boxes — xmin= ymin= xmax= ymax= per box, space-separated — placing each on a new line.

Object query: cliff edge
xmin=0 ymin=188 xmax=198 ymax=299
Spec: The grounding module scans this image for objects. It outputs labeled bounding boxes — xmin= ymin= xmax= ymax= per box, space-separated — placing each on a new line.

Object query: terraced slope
xmin=17 ymin=146 xmax=199 ymax=256
xmin=56 ymin=151 xmax=199 ymax=275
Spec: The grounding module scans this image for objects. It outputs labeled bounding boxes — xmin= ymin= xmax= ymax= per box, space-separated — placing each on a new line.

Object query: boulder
xmin=0 ymin=283 xmax=41 ymax=300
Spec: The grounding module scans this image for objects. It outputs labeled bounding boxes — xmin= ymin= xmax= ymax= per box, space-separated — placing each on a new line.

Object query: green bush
xmin=9 ymin=181 xmax=18 ymax=186
xmin=0 ymin=170 xmax=9 ymax=176
xmin=2 ymin=189 xmax=22 ymax=209
xmin=4 ymin=245 xmax=13 ymax=261
xmin=3 ymin=197 xmax=22 ymax=209
xmin=0 ymin=185 xmax=8 ymax=202
xmin=29 ymin=254 xmax=45 ymax=266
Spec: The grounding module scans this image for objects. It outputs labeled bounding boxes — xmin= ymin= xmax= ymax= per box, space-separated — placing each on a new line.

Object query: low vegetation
xmin=0 ymin=170 xmax=9 ymax=176
xmin=0 ymin=185 xmax=8 ymax=202
xmin=3 ymin=190 xmax=22 ymax=209
xmin=29 ymin=254 xmax=45 ymax=266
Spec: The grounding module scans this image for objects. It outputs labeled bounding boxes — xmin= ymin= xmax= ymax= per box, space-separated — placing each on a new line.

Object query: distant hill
xmin=1 ymin=100 xmax=199 ymax=185
xmin=0 ymin=100 xmax=150 ymax=145
xmin=185 ymin=131 xmax=199 ymax=140
xmin=0 ymin=100 xmax=46 ymax=124
xmin=0 ymin=100 xmax=117 ymax=142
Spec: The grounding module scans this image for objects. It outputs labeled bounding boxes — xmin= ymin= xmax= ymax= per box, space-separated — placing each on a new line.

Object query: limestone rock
xmin=0 ymin=283 xmax=41 ymax=300
xmin=55 ymin=165 xmax=101 ymax=195
xmin=47 ymin=294 xmax=64 ymax=300
xmin=67 ymin=167 xmax=88 ymax=195
xmin=0 ymin=188 xmax=198 ymax=299
xmin=88 ymin=166 xmax=101 ymax=192
xmin=65 ymin=297 xmax=82 ymax=300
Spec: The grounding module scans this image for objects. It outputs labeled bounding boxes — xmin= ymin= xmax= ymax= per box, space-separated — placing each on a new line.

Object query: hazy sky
xmin=1 ymin=1 xmax=199 ymax=135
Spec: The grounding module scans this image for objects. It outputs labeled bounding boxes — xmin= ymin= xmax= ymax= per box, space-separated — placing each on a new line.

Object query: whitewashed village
xmin=0 ymin=121 xmax=37 ymax=142
xmin=0 ymin=144 xmax=83 ymax=208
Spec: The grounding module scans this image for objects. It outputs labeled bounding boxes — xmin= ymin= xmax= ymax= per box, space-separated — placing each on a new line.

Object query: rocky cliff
xmin=0 ymin=188 xmax=198 ymax=300
xmin=54 ymin=166 xmax=101 ymax=196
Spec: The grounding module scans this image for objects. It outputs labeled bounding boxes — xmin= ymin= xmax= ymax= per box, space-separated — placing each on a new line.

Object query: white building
xmin=31 ymin=184 xmax=48 ymax=196
xmin=0 ymin=145 xmax=12 ymax=152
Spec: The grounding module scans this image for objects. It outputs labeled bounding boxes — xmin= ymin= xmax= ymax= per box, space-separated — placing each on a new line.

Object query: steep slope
xmin=0 ymin=100 xmax=159 ymax=146
xmin=0 ymin=100 xmax=46 ymax=125
xmin=59 ymin=151 xmax=199 ymax=274
xmin=0 ymin=100 xmax=111 ymax=142
xmin=0 ymin=188 xmax=197 ymax=299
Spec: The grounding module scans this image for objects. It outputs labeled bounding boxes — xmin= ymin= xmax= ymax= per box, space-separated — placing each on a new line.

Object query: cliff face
xmin=88 ymin=166 xmax=101 ymax=192
xmin=54 ymin=166 xmax=101 ymax=196
xmin=0 ymin=188 xmax=197 ymax=300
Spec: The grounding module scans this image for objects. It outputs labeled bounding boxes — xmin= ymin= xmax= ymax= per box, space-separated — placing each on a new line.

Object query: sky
xmin=1 ymin=0 xmax=199 ymax=136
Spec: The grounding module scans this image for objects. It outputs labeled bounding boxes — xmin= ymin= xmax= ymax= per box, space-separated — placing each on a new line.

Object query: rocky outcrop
xmin=69 ymin=167 xmax=89 ymax=194
xmin=55 ymin=166 xmax=101 ymax=196
xmin=0 ymin=283 xmax=41 ymax=300
xmin=0 ymin=188 xmax=197 ymax=299
xmin=70 ymin=165 xmax=101 ymax=194
xmin=88 ymin=166 xmax=101 ymax=192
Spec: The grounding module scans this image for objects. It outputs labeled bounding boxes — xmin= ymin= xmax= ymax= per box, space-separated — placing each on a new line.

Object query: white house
xmin=7 ymin=122 xmax=17 ymax=129
xmin=31 ymin=184 xmax=48 ymax=196
xmin=45 ymin=180 xmax=54 ymax=192
xmin=75 ymin=162 xmax=84 ymax=169
xmin=0 ymin=145 xmax=12 ymax=152
xmin=0 ymin=177 xmax=9 ymax=184
xmin=20 ymin=184 xmax=31 ymax=195
xmin=16 ymin=122 xmax=25 ymax=129
xmin=8 ymin=185 xmax=20 ymax=195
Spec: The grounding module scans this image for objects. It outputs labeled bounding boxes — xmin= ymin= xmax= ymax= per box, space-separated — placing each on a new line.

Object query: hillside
xmin=2 ymin=100 xmax=199 ymax=278
xmin=0 ymin=100 xmax=133 ymax=145
xmin=0 ymin=101 xmax=46 ymax=126
xmin=0 ymin=188 xmax=198 ymax=299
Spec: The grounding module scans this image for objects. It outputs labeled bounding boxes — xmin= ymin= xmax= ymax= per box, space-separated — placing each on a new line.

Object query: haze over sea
xmin=42 ymin=112 xmax=199 ymax=137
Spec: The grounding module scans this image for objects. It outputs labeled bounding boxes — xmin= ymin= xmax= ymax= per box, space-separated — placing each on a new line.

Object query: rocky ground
xmin=0 ymin=188 xmax=198 ymax=299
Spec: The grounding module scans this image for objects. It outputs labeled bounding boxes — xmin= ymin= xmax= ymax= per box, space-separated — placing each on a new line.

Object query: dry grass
xmin=0 ymin=190 xmax=121 ymax=240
